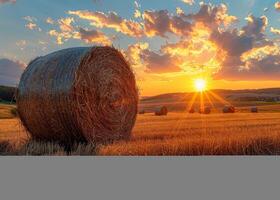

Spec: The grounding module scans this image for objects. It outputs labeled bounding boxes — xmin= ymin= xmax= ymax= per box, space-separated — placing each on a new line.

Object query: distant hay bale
xmin=251 ymin=107 xmax=258 ymax=113
xmin=223 ymin=105 xmax=235 ymax=113
xmin=199 ymin=106 xmax=211 ymax=114
xmin=17 ymin=47 xmax=138 ymax=145
xmin=155 ymin=106 xmax=168 ymax=116
xmin=189 ymin=107 xmax=195 ymax=113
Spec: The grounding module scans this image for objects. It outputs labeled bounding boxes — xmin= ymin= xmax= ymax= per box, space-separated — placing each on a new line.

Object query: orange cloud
xmin=68 ymin=10 xmax=143 ymax=37
xmin=78 ymin=28 xmax=111 ymax=45
xmin=275 ymin=2 xmax=280 ymax=11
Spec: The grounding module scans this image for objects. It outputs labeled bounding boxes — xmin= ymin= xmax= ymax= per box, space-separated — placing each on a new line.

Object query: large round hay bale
xmin=251 ymin=107 xmax=258 ymax=113
xmin=223 ymin=105 xmax=235 ymax=113
xmin=155 ymin=106 xmax=168 ymax=116
xmin=17 ymin=47 xmax=138 ymax=145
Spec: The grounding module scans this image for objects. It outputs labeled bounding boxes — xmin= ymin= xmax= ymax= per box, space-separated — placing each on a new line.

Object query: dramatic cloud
xmin=242 ymin=15 xmax=268 ymax=40
xmin=0 ymin=58 xmax=25 ymax=86
xmin=125 ymin=43 xmax=181 ymax=74
xmin=185 ymin=3 xmax=238 ymax=28
xmin=214 ymin=52 xmax=280 ymax=81
xmin=43 ymin=2 xmax=280 ymax=80
xmin=68 ymin=10 xmax=143 ymax=37
xmin=140 ymin=49 xmax=182 ymax=73
xmin=0 ymin=0 xmax=16 ymax=4
xmin=211 ymin=14 xmax=280 ymax=81
xmin=143 ymin=10 xmax=192 ymax=37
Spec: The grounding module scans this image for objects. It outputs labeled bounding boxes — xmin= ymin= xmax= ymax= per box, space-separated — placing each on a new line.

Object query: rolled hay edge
xmin=17 ymin=46 xmax=139 ymax=146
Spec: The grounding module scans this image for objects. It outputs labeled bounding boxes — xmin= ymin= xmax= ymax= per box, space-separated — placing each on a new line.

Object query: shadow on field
xmin=0 ymin=137 xmax=280 ymax=156
xmin=0 ymin=140 xmax=97 ymax=156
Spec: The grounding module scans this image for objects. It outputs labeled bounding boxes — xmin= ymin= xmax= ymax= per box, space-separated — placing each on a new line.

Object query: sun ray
xmin=187 ymin=92 xmax=198 ymax=111
xmin=205 ymin=91 xmax=216 ymax=111
xmin=208 ymin=90 xmax=232 ymax=106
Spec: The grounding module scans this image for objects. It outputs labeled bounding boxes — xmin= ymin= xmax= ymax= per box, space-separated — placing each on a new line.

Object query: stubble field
xmin=1 ymin=103 xmax=280 ymax=155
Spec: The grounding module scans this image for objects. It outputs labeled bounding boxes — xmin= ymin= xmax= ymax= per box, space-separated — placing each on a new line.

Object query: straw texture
xmin=17 ymin=46 xmax=138 ymax=145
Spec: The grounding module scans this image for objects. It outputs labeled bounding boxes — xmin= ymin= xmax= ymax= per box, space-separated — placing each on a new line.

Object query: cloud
xmin=205 ymin=13 xmax=280 ymax=81
xmin=214 ymin=53 xmax=280 ymax=81
xmin=48 ymin=17 xmax=77 ymax=44
xmin=125 ymin=42 xmax=182 ymax=74
xmin=58 ymin=17 xmax=75 ymax=32
xmin=242 ymin=15 xmax=268 ymax=40
xmin=46 ymin=17 xmax=54 ymax=25
xmin=25 ymin=22 xmax=37 ymax=30
xmin=0 ymin=0 xmax=16 ymax=4
xmin=140 ymin=49 xmax=182 ymax=73
xmin=48 ymin=16 xmax=111 ymax=45
xmin=134 ymin=9 xmax=141 ymax=18
xmin=23 ymin=16 xmax=37 ymax=22
xmin=143 ymin=10 xmax=192 ymax=37
xmin=43 ymin=2 xmax=280 ymax=80
xmin=23 ymin=16 xmax=41 ymax=31
xmin=0 ymin=58 xmax=25 ymax=86
xmin=68 ymin=10 xmax=143 ymax=37
xmin=78 ymin=28 xmax=111 ymax=45
xmin=275 ymin=2 xmax=280 ymax=11
xmin=185 ymin=3 xmax=238 ymax=28
xmin=176 ymin=7 xmax=184 ymax=15
xmin=134 ymin=1 xmax=141 ymax=18
xmin=181 ymin=0 xmax=194 ymax=5
xmin=271 ymin=27 xmax=280 ymax=35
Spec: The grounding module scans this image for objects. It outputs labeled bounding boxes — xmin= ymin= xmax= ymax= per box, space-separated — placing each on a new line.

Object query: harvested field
xmin=1 ymin=111 xmax=280 ymax=155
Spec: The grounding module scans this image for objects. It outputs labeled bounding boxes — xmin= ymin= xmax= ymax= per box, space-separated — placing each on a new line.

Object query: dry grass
xmin=98 ymin=113 xmax=280 ymax=156
xmin=0 ymin=103 xmax=16 ymax=119
xmin=1 ymin=112 xmax=280 ymax=155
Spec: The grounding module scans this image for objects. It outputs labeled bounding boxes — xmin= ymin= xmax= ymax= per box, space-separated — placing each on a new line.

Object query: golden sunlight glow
xmin=194 ymin=78 xmax=207 ymax=92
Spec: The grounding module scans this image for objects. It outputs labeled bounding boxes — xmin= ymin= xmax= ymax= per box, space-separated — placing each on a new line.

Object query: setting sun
xmin=194 ymin=79 xmax=207 ymax=92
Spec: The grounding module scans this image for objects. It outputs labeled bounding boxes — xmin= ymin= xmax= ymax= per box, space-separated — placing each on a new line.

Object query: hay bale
xmin=189 ymin=107 xmax=195 ymax=113
xmin=155 ymin=106 xmax=168 ymax=116
xmin=199 ymin=106 xmax=211 ymax=114
xmin=17 ymin=47 xmax=138 ymax=145
xmin=223 ymin=105 xmax=235 ymax=113
xmin=251 ymin=107 xmax=258 ymax=113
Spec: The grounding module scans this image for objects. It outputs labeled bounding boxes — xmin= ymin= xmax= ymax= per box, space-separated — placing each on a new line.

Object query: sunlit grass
xmin=1 ymin=113 xmax=280 ymax=155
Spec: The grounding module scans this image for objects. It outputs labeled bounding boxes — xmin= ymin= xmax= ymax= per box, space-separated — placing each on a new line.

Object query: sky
xmin=1 ymin=0 xmax=280 ymax=95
